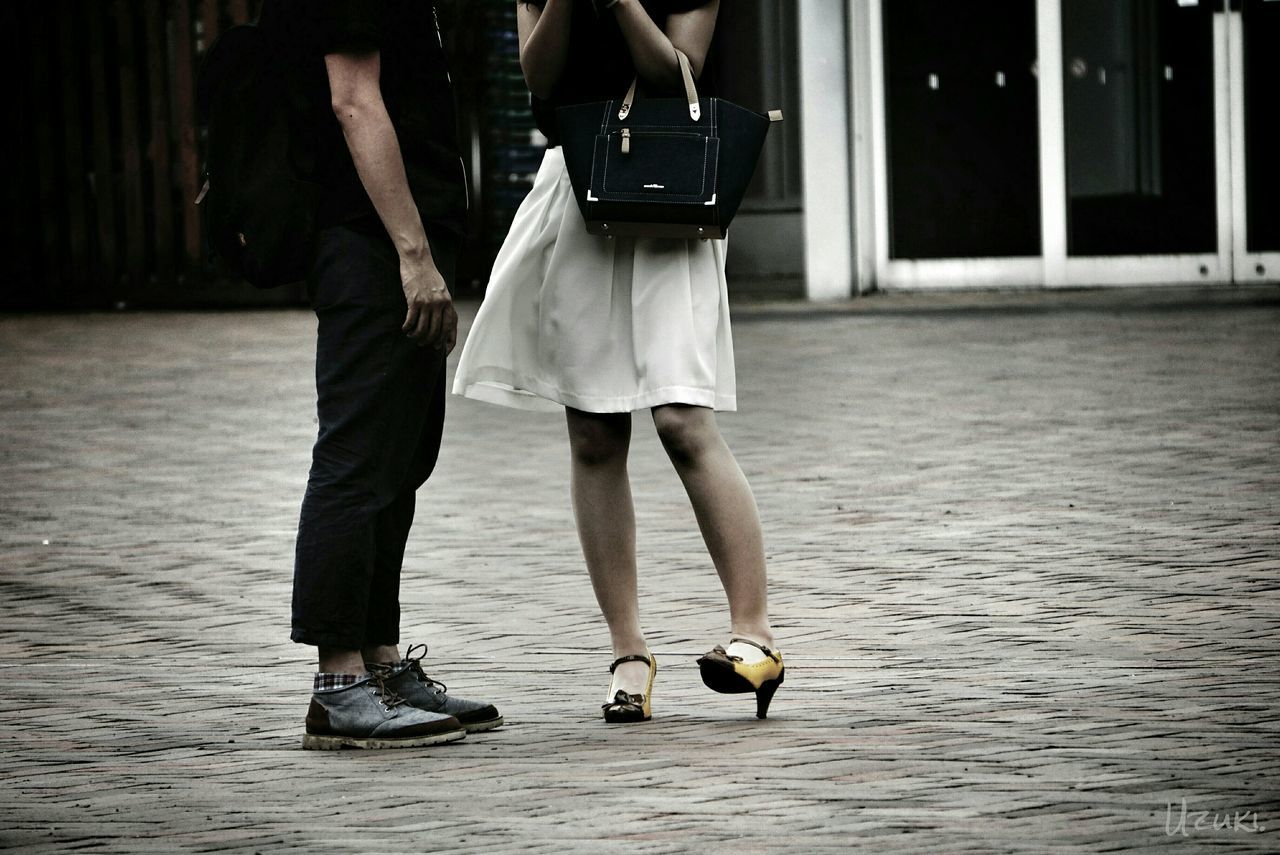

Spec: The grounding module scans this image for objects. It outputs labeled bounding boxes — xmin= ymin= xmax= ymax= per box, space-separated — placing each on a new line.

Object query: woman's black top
xmin=525 ymin=0 xmax=717 ymax=147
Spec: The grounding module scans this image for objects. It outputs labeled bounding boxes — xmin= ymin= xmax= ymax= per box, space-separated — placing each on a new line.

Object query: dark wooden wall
xmin=3 ymin=0 xmax=303 ymax=310
xmin=4 ymin=1 xmax=794 ymax=310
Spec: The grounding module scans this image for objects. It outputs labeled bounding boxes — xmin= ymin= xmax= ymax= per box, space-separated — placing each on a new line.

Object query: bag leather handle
xmin=618 ymin=48 xmax=700 ymax=122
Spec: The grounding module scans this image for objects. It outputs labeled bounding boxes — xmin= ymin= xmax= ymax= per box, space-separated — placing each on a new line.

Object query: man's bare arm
xmin=325 ymin=50 xmax=457 ymax=352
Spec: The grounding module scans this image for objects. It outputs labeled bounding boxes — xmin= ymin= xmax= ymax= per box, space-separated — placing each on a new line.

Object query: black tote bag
xmin=557 ymin=51 xmax=781 ymax=239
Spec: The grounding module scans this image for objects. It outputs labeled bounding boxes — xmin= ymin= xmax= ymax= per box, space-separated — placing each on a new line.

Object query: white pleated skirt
xmin=452 ymin=146 xmax=736 ymax=414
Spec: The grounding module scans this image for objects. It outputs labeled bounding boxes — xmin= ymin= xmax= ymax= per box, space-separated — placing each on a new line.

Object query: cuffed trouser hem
xmin=290 ymin=627 xmax=402 ymax=650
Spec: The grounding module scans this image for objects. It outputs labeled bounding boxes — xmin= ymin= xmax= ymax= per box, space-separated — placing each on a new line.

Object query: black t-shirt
xmin=526 ymin=0 xmax=717 ymax=147
xmin=261 ymin=0 xmax=468 ymax=232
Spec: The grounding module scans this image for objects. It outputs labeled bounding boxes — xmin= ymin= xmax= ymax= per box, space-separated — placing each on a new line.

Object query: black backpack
xmin=196 ymin=16 xmax=320 ymax=288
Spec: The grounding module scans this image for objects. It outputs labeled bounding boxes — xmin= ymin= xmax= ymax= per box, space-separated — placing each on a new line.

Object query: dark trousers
xmin=291 ymin=219 xmax=458 ymax=650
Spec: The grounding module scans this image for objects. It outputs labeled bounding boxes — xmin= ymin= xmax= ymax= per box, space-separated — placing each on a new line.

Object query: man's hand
xmin=400 ymin=251 xmax=458 ymax=353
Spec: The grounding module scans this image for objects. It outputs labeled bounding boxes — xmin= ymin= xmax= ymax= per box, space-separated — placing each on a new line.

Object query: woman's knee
xmin=567 ymin=410 xmax=631 ymax=467
xmin=652 ymin=405 xmax=715 ymax=467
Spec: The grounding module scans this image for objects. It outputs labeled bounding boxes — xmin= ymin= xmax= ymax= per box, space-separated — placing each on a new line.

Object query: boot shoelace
xmin=403 ymin=643 xmax=448 ymax=694
xmin=367 ymin=669 xmax=409 ymax=709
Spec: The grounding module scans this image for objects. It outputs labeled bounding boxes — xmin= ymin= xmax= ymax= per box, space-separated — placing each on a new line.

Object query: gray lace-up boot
xmin=368 ymin=644 xmax=504 ymax=733
xmin=302 ymin=670 xmax=467 ymax=750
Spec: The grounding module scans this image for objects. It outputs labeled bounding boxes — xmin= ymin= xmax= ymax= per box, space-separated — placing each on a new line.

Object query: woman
xmin=454 ymin=0 xmax=783 ymax=722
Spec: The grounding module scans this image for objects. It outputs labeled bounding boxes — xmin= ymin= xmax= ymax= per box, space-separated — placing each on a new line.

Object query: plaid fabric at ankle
xmin=313 ymin=672 xmax=366 ymax=692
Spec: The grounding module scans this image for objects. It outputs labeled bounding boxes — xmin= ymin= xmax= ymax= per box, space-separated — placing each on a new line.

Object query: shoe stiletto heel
xmin=696 ymin=638 xmax=785 ymax=719
xmin=754 ymin=672 xmax=784 ymax=719
xmin=601 ymin=652 xmax=656 ymax=723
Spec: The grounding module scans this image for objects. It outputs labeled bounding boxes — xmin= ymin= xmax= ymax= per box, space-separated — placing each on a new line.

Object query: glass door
xmin=883 ymin=0 xmax=1040 ymax=260
xmin=1057 ymin=0 xmax=1229 ymax=285
xmin=1229 ymin=0 xmax=1280 ymax=282
xmin=871 ymin=0 xmax=1044 ymax=289
xmin=1062 ymin=0 xmax=1217 ymax=255
xmin=866 ymin=0 xmax=1277 ymax=289
xmin=1053 ymin=0 xmax=1280 ymax=286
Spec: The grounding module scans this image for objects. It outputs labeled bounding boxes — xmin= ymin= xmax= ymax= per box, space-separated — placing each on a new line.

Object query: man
xmin=270 ymin=0 xmax=502 ymax=749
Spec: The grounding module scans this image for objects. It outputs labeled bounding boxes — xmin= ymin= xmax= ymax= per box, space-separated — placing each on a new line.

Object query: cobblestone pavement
xmin=2 ymin=287 xmax=1278 ymax=853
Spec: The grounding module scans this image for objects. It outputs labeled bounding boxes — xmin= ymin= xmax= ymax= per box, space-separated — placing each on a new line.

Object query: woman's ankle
xmin=607 ymin=645 xmax=653 ymax=694
xmin=729 ymin=624 xmax=775 ymax=649
xmin=609 ymin=634 xmax=649 ymax=659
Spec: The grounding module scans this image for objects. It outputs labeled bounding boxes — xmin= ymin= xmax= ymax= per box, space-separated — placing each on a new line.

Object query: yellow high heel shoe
xmin=696 ymin=638 xmax=784 ymax=719
xmin=601 ymin=653 xmax=656 ymax=723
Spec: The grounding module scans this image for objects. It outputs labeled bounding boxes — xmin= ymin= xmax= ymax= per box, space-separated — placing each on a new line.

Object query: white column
xmin=1037 ymin=0 xmax=1068 ymax=287
xmin=848 ymin=0 xmax=878 ymax=294
xmin=799 ymin=0 xmax=854 ymax=300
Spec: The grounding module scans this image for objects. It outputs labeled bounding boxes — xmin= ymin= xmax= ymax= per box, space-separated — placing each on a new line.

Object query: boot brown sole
xmin=461 ymin=714 xmax=504 ymax=733
xmin=301 ymin=728 xmax=467 ymax=750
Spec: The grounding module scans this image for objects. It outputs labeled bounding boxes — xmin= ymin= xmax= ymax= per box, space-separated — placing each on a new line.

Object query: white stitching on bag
xmin=599 ymin=137 xmax=713 ymax=201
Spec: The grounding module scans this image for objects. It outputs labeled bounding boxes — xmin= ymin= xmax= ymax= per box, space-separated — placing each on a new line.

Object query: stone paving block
xmin=2 ymin=291 xmax=1279 ymax=852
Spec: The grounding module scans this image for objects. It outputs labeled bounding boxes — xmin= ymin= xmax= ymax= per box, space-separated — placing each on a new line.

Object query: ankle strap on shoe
xmin=609 ymin=653 xmax=651 ymax=673
xmin=729 ymin=637 xmax=780 ymax=660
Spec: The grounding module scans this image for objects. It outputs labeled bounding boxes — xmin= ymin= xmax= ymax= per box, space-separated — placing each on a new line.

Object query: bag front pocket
xmin=592 ymin=131 xmax=716 ymax=202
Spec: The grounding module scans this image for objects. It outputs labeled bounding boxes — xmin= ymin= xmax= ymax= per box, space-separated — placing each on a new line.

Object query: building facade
xmin=6 ymin=1 xmax=1275 ymax=310
xmin=797 ymin=0 xmax=1279 ymax=298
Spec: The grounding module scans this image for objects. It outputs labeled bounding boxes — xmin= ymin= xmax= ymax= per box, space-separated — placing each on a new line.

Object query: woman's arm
xmin=612 ymin=0 xmax=719 ymax=90
xmin=517 ymin=0 xmax=574 ymax=99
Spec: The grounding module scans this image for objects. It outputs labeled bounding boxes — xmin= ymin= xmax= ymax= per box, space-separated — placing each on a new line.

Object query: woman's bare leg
xmin=565 ymin=408 xmax=650 ymax=695
xmin=651 ymin=404 xmax=774 ymax=647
